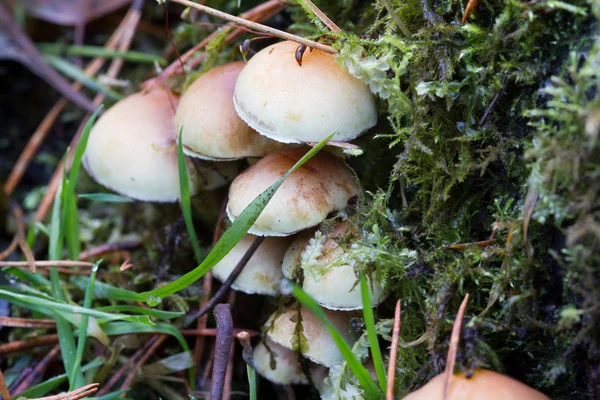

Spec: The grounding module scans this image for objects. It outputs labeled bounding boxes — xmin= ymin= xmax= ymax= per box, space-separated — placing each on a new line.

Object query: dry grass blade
xmin=9 ymin=202 xmax=36 ymax=273
xmin=300 ymin=0 xmax=341 ymax=32
xmin=380 ymin=0 xmax=412 ymax=37
xmin=462 ymin=0 xmax=480 ymax=23
xmin=170 ymin=0 xmax=336 ymax=54
xmin=0 ymin=235 xmax=18 ymax=261
xmin=33 ymin=383 xmax=99 ymax=400
xmin=523 ymin=185 xmax=539 ymax=261
xmin=443 ymin=293 xmax=470 ymax=400
xmin=0 ymin=366 xmax=11 ymax=400
xmin=445 ymin=239 xmax=496 ymax=249
xmin=0 ymin=316 xmax=56 ymax=328
xmin=386 ymin=300 xmax=401 ymax=400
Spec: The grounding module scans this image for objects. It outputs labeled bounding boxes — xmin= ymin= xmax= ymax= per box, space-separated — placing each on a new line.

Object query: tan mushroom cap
xmin=282 ymin=225 xmax=387 ymax=310
xmin=253 ymin=339 xmax=309 ymax=385
xmin=234 ymin=40 xmax=377 ymax=144
xmin=227 ymin=149 xmax=359 ymax=236
xmin=402 ymin=370 xmax=550 ymax=400
xmin=212 ymin=234 xmax=291 ymax=296
xmin=175 ymin=62 xmax=288 ymax=160
xmin=83 ymin=89 xmax=204 ymax=202
xmin=265 ymin=306 xmax=354 ymax=367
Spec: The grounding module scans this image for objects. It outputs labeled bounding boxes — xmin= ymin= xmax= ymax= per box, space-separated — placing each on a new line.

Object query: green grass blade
xmin=177 ymin=128 xmax=203 ymax=263
xmin=71 ymin=276 xmax=144 ymax=302
xmin=139 ymin=133 xmax=334 ymax=303
xmin=38 ymin=43 xmax=166 ymax=64
xmin=69 ymin=261 xmax=99 ymax=390
xmin=78 ymin=193 xmax=135 ymax=202
xmin=95 ymin=305 xmax=184 ymax=319
xmin=13 ymin=358 xmax=104 ymax=399
xmin=290 ymin=282 xmax=381 ymax=400
xmin=247 ymin=364 xmax=257 ymax=400
xmin=43 ymin=54 xmax=123 ymax=101
xmin=94 ymin=390 xmax=132 ymax=400
xmin=360 ymin=272 xmax=387 ymax=389
xmin=64 ymin=106 xmax=103 ymax=260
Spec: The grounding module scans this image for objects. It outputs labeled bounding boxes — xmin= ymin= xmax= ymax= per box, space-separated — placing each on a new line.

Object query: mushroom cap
xmin=175 ymin=62 xmax=288 ymax=160
xmin=233 ymin=40 xmax=377 ymax=144
xmin=83 ymin=89 xmax=201 ymax=202
xmin=282 ymin=226 xmax=387 ymax=310
xmin=265 ymin=306 xmax=354 ymax=367
xmin=253 ymin=339 xmax=308 ymax=385
xmin=402 ymin=370 xmax=550 ymax=400
xmin=212 ymin=234 xmax=291 ymax=296
xmin=226 ymin=149 xmax=359 ymax=236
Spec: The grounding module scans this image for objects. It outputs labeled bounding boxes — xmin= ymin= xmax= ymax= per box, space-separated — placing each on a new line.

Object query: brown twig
xmin=143 ymin=0 xmax=285 ymax=88
xmin=300 ymin=0 xmax=341 ymax=32
xmin=386 ymin=300 xmax=401 ymax=400
xmin=0 ymin=235 xmax=18 ymax=261
xmin=479 ymin=76 xmax=509 ymax=125
xmin=9 ymin=202 xmax=36 ymax=273
xmin=192 ymin=236 xmax=264 ymax=320
xmin=119 ymin=335 xmax=168 ymax=397
xmin=0 ymin=316 xmax=56 ymax=328
xmin=171 ymin=0 xmax=336 ymax=54
xmin=211 ymin=304 xmax=233 ymax=400
xmin=12 ymin=345 xmax=60 ymax=396
xmin=35 ymin=0 xmax=144 ymax=223
xmin=0 ymin=334 xmax=59 ymax=354
xmin=0 ymin=366 xmax=10 ymax=400
xmin=0 ymin=260 xmax=94 ymax=268
xmin=34 ymin=383 xmax=99 ymax=400
xmin=79 ymin=241 xmax=142 ymax=260
xmin=442 ymin=294 xmax=470 ymax=400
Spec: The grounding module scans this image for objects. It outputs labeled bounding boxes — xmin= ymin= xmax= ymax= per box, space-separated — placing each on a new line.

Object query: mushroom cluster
xmin=83 ymin=39 xmax=383 ymax=394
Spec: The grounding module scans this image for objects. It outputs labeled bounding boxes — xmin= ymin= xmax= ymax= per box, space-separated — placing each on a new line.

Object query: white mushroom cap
xmin=402 ymin=370 xmax=550 ymax=400
xmin=282 ymin=224 xmax=387 ymax=310
xmin=84 ymin=89 xmax=200 ymax=202
xmin=253 ymin=338 xmax=308 ymax=385
xmin=265 ymin=306 xmax=354 ymax=368
xmin=234 ymin=40 xmax=377 ymax=144
xmin=175 ymin=62 xmax=288 ymax=160
xmin=212 ymin=234 xmax=291 ymax=296
xmin=227 ymin=149 xmax=359 ymax=236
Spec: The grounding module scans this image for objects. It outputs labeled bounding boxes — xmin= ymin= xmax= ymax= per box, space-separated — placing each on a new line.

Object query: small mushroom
xmin=265 ymin=305 xmax=354 ymax=368
xmin=402 ymin=369 xmax=550 ymax=400
xmin=254 ymin=338 xmax=323 ymax=385
xmin=175 ymin=62 xmax=287 ymax=160
xmin=212 ymin=234 xmax=291 ymax=296
xmin=282 ymin=223 xmax=387 ymax=310
xmin=234 ymin=40 xmax=377 ymax=144
xmin=227 ymin=149 xmax=359 ymax=236
xmin=84 ymin=89 xmax=233 ymax=202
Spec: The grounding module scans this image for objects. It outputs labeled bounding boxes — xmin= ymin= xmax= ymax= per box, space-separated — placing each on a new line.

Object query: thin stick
xmin=0 ymin=260 xmax=94 ymax=268
xmin=0 ymin=334 xmax=59 ymax=354
xmin=144 ymin=0 xmax=286 ymax=87
xmin=79 ymin=241 xmax=142 ymax=260
xmin=386 ymin=300 xmax=401 ymax=400
xmin=0 ymin=235 xmax=18 ymax=261
xmin=170 ymin=0 xmax=336 ymax=54
xmin=444 ymin=239 xmax=496 ymax=249
xmin=300 ymin=0 xmax=341 ymax=32
xmin=12 ymin=345 xmax=60 ymax=395
xmin=192 ymin=236 xmax=264 ymax=320
xmin=0 ymin=316 xmax=56 ymax=328
xmin=9 ymin=202 xmax=36 ymax=273
xmin=34 ymin=0 xmax=144 ymax=223
xmin=96 ymin=335 xmax=159 ymax=396
xmin=0 ymin=366 xmax=10 ymax=400
xmin=442 ymin=294 xmax=470 ymax=400
xmin=34 ymin=383 xmax=99 ymax=400
xmin=119 ymin=335 xmax=168 ymax=397
xmin=211 ymin=304 xmax=233 ymax=400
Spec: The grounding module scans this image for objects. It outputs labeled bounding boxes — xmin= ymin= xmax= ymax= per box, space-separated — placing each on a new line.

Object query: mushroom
xmin=212 ymin=234 xmax=291 ymax=296
xmin=265 ymin=305 xmax=354 ymax=368
xmin=84 ymin=89 xmax=234 ymax=202
xmin=234 ymin=40 xmax=377 ymax=144
xmin=254 ymin=338 xmax=327 ymax=385
xmin=282 ymin=223 xmax=387 ymax=310
xmin=227 ymin=149 xmax=359 ymax=236
xmin=402 ymin=369 xmax=550 ymax=400
xmin=175 ymin=62 xmax=288 ymax=160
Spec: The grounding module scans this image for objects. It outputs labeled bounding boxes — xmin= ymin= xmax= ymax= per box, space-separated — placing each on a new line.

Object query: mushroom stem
xmin=192 ymin=236 xmax=265 ymax=320
xmin=169 ymin=0 xmax=338 ymax=55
